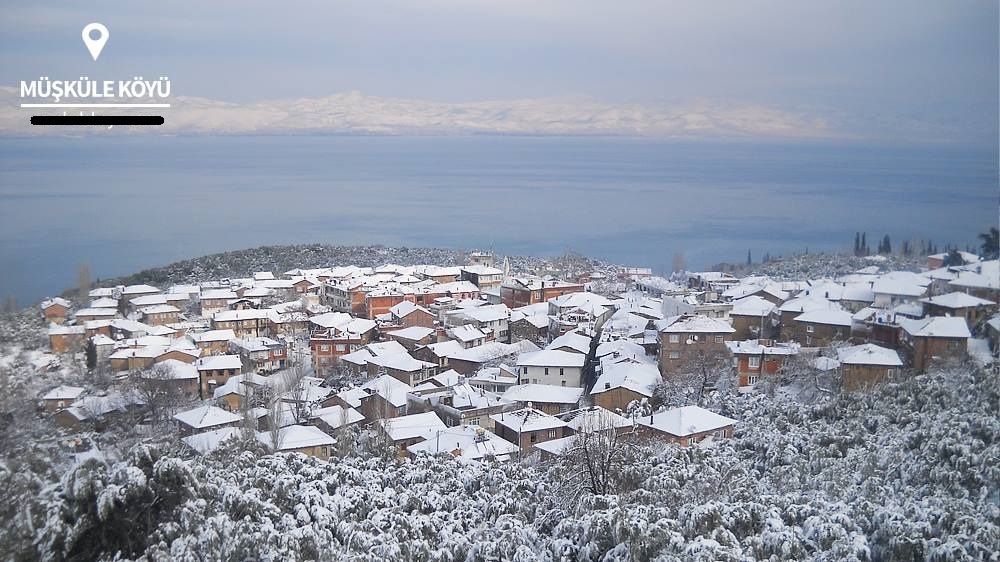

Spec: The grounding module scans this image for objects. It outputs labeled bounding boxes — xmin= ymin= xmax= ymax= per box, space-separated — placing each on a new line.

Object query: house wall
xmin=517 ymin=365 xmax=583 ymax=387
xmin=198 ymin=367 xmax=240 ymax=399
xmin=400 ymin=309 xmax=435 ymax=329
xmin=732 ymin=354 xmax=785 ymax=386
xmin=792 ymin=321 xmax=848 ymax=347
xmin=638 ymin=424 xmax=733 ymax=446
xmin=592 ymin=387 xmax=647 ymax=412
xmin=494 ymin=422 xmax=566 ymax=450
xmin=43 ymin=305 xmax=70 ymax=323
xmin=842 ymin=363 xmax=897 ymax=392
xmin=659 ymin=332 xmax=732 ymax=377
xmin=731 ymin=314 xmax=773 ymax=341
xmin=906 ymin=336 xmax=968 ymax=371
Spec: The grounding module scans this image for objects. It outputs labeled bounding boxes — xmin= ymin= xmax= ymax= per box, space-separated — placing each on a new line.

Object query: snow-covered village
xmin=1 ymin=237 xmax=998 ymax=560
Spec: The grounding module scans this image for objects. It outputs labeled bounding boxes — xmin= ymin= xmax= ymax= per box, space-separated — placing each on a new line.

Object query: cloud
xmin=1 ymin=86 xmax=838 ymax=138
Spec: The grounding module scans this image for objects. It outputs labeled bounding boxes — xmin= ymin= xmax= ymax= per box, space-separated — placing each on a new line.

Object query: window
xmin=336 ymin=344 xmax=346 ymax=352
xmin=530 ymin=432 xmax=537 ymax=443
xmin=522 ymin=367 xmax=528 ymax=375
xmin=559 ymin=368 xmax=564 ymax=376
xmin=806 ymin=336 xmax=813 ymax=345
xmin=715 ymin=335 xmax=724 ymax=343
xmin=544 ymin=367 xmax=549 ymax=375
xmin=668 ymin=351 xmax=680 ymax=360
xmin=561 ymin=380 xmax=566 ymax=386
xmin=547 ymin=430 xmax=557 ymax=438
xmin=806 ymin=325 xmax=815 ymax=333
xmin=947 ymin=341 xmax=960 ymax=350
xmin=469 ymin=418 xmax=480 ymax=425
xmin=748 ymin=356 xmax=761 ymax=369
xmin=320 ymin=345 xmax=330 ymax=352
xmin=668 ymin=334 xmax=680 ymax=343
xmin=748 ymin=374 xmax=759 ymax=385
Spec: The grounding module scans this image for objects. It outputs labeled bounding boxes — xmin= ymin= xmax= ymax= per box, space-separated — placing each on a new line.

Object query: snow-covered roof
xmin=201 ymin=289 xmax=237 ymax=301
xmin=340 ymin=341 xmax=410 ymax=366
xmin=491 ymin=407 xmax=569 ymax=432
xmin=148 ymin=359 xmax=199 ymax=380
xmin=659 ymin=314 xmax=735 ymax=334
xmin=793 ymin=308 xmax=853 ymax=327
xmin=448 ymin=324 xmax=487 ymax=343
xmin=43 ymin=385 xmax=85 ymax=401
xmin=533 ymin=435 xmax=577 ymax=456
xmin=872 ymin=276 xmax=928 ymax=297
xmin=502 ymin=384 xmax=584 ymax=405
xmin=450 ymin=341 xmax=536 ymax=364
xmin=919 ymin=292 xmax=996 ymax=309
xmin=122 ymin=284 xmax=160 ymax=295
xmin=900 ymin=316 xmax=972 ymax=339
xmin=558 ymin=406 xmax=633 ymax=433
xmin=419 ymin=339 xmax=465 ymax=359
xmin=836 ymin=344 xmax=903 ymax=367
xmin=639 ymin=405 xmax=736 ymax=437
xmin=814 ymin=356 xmax=841 ymax=371
xmin=929 ymin=250 xmax=980 ymax=263
xmin=89 ymin=297 xmax=119 ymax=308
xmin=48 ymin=324 xmax=86 ymax=336
xmin=361 ymin=374 xmax=413 ymax=407
xmin=545 ymin=331 xmax=593 ymax=354
xmin=407 ymin=425 xmax=519 ymax=462
xmin=313 ymin=405 xmax=366 ymax=430
xmin=140 ymin=304 xmax=180 ymax=315
xmin=213 ymin=309 xmax=270 ymax=322
xmin=390 ymin=300 xmax=431 ymax=318
xmin=595 ymin=340 xmax=651 ymax=363
xmin=74 ymin=307 xmax=117 ymax=317
xmin=335 ymin=387 xmax=370 ymax=409
xmin=257 ymin=425 xmax=335 ymax=451
xmin=725 ymin=339 xmax=799 ymax=356
xmin=41 ymin=297 xmax=72 ymax=310
xmin=778 ymin=295 xmax=841 ymax=314
xmin=462 ymin=265 xmax=503 ymax=275
xmin=189 ymin=329 xmax=237 ymax=343
xmin=379 ymin=411 xmax=447 ymax=442
xmin=182 ymin=427 xmax=241 ymax=455
xmin=516 ymin=349 xmax=586 ymax=368
xmin=447 ymin=304 xmax=510 ymax=323
xmin=387 ymin=326 xmax=435 ymax=341
xmin=195 ymin=355 xmax=243 ymax=371
xmin=591 ymin=362 xmax=660 ymax=398
xmin=174 ymin=405 xmax=242 ymax=429
xmin=368 ymin=352 xmax=435 ymax=373
xmin=730 ymin=295 xmax=776 ymax=317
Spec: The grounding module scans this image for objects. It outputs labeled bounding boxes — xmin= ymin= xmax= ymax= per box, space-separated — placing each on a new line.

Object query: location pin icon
xmin=82 ymin=23 xmax=109 ymax=61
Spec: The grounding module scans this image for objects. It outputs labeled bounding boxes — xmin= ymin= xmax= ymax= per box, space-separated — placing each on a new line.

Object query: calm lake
xmin=1 ymin=135 xmax=996 ymax=305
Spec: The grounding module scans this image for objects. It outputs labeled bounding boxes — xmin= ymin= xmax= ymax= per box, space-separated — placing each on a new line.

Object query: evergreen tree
xmin=746 ymin=249 xmax=752 ymax=266
xmin=979 ymin=227 xmax=999 ymax=259
xmin=854 ymin=232 xmax=860 ymax=256
xmin=860 ymin=233 xmax=867 ymax=256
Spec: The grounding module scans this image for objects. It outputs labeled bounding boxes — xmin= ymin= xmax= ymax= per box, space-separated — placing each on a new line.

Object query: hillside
xmin=2 ymin=366 xmax=996 ymax=561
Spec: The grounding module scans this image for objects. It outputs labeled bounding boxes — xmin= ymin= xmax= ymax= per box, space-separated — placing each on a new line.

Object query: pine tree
xmin=854 ymin=232 xmax=860 ymax=256
xmin=860 ymin=233 xmax=867 ymax=256
xmin=746 ymin=249 xmax=752 ymax=266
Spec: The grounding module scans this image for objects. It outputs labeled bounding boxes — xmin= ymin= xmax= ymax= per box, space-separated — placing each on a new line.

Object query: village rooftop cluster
xmin=37 ymin=249 xmax=1000 ymax=461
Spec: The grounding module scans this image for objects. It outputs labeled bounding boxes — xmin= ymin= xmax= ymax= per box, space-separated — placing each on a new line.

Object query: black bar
xmin=30 ymin=115 xmax=164 ymax=126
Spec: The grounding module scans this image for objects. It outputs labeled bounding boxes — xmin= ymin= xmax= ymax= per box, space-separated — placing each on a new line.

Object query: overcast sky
xmin=0 ymin=0 xmax=996 ymax=143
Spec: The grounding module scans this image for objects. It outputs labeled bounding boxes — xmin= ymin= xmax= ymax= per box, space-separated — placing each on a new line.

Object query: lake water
xmin=0 ymin=135 xmax=996 ymax=305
